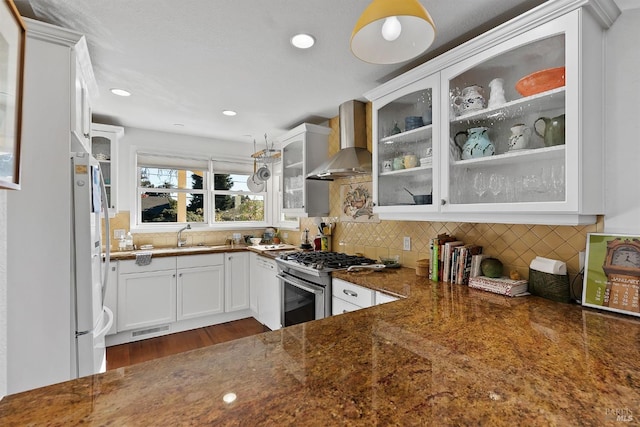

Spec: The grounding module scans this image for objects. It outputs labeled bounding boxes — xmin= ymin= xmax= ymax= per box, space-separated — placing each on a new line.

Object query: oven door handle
xmin=276 ymin=274 xmax=323 ymax=295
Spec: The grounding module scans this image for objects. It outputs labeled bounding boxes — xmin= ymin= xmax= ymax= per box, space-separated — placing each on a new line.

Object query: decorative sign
xmin=340 ymin=182 xmax=379 ymax=223
xmin=583 ymin=233 xmax=640 ymax=317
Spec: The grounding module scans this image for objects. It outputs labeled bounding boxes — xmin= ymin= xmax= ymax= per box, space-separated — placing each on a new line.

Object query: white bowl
xmin=249 ymin=238 xmax=262 ymax=246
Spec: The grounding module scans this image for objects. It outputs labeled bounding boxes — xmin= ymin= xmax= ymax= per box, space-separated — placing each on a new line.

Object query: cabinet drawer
xmin=332 ymin=278 xmax=374 ymax=308
xmin=332 ymin=296 xmax=362 ymax=315
xmin=119 ymin=256 xmax=176 ymax=274
xmin=177 ymin=253 xmax=224 ymax=269
xmin=376 ymin=291 xmax=399 ymax=305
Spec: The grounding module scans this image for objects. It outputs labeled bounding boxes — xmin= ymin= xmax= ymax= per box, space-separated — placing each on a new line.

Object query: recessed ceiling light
xmin=110 ymin=88 xmax=131 ymax=97
xmin=291 ymin=33 xmax=315 ymax=49
xmin=222 ymin=110 xmax=237 ymax=116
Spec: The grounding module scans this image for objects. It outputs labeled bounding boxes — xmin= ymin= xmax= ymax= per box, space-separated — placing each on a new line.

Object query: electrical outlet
xmin=579 ymin=251 xmax=586 ymax=271
xmin=114 ymin=229 xmax=125 ymax=239
xmin=283 ymin=232 xmax=288 ymax=239
xmin=403 ymin=236 xmax=411 ymax=251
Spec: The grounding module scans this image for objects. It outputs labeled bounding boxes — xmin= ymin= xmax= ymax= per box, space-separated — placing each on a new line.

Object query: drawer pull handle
xmin=343 ymin=289 xmax=358 ymax=297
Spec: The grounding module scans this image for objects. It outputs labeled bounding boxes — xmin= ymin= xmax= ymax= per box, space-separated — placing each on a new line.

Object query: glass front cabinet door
xmin=91 ymin=123 xmax=124 ymax=215
xmin=280 ymin=123 xmax=331 ymax=218
xmin=439 ymin=9 xmax=605 ymax=223
xmin=370 ymin=73 xmax=440 ymax=218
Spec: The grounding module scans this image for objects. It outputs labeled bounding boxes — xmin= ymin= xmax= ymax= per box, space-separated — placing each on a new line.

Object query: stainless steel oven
xmin=275 ymin=251 xmax=376 ymax=327
xmin=277 ymin=268 xmax=331 ymax=327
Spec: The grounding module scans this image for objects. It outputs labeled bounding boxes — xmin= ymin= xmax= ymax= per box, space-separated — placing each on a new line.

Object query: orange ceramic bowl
xmin=515 ymin=66 xmax=565 ymax=97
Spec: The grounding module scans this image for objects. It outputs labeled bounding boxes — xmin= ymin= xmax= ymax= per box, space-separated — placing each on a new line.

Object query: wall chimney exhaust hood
xmin=306 ymin=100 xmax=371 ymax=180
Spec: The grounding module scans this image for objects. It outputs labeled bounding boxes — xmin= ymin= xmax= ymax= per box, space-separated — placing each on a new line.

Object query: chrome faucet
xmin=177 ymin=224 xmax=191 ymax=247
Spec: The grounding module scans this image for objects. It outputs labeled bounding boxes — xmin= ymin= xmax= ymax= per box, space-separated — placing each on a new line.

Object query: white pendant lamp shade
xmin=351 ymin=0 xmax=436 ymax=64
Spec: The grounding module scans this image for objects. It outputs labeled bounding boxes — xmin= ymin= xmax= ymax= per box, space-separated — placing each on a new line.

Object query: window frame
xmin=132 ymin=152 xmax=269 ymax=231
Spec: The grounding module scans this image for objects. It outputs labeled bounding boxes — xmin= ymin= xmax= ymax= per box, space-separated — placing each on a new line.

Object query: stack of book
xmin=429 ymin=234 xmax=483 ymax=285
xmin=468 ymin=276 xmax=529 ymax=297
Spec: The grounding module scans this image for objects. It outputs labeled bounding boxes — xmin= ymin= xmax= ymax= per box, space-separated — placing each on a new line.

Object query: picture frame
xmin=582 ymin=233 xmax=640 ymax=318
xmin=0 ymin=0 xmax=25 ymax=190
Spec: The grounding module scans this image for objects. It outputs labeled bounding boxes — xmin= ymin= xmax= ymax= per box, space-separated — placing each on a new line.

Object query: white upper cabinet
xmin=365 ymin=0 xmax=619 ymax=225
xmin=71 ymin=37 xmax=96 ymax=154
xmin=280 ymin=123 xmax=331 ymax=217
xmin=91 ymin=123 xmax=124 ymax=214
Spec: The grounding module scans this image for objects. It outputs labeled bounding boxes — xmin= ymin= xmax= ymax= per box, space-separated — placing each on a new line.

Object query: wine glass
xmin=488 ymin=173 xmax=504 ymax=202
xmin=473 ymin=171 xmax=488 ymax=201
xmin=551 ymin=164 xmax=565 ymax=199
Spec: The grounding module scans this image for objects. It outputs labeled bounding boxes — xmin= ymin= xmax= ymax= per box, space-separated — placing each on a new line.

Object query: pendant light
xmin=351 ymin=0 xmax=436 ymax=64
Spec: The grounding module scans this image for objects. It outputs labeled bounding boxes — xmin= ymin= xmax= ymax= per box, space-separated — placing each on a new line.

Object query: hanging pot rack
xmin=251 ymin=133 xmax=281 ymax=164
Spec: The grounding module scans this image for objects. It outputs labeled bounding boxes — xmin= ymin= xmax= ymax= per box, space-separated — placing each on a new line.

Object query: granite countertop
xmin=109 ymin=244 xmax=297 ymax=261
xmin=2 ymin=268 xmax=639 ymax=425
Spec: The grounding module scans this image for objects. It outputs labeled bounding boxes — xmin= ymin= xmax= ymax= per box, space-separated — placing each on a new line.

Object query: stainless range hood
xmin=306 ymin=100 xmax=371 ymax=181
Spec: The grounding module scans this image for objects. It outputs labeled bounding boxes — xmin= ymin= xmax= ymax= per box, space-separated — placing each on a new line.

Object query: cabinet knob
xmin=179 ymin=273 xmax=182 ymax=277
xmin=441 ymin=199 xmax=447 ymax=206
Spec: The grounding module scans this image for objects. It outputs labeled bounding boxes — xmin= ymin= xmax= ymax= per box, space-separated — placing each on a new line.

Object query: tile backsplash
xmin=106 ymin=211 xmax=265 ymax=250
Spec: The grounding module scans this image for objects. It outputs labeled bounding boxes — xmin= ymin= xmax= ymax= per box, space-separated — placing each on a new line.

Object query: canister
xmin=321 ymin=235 xmax=330 ymax=251
xmin=416 ymin=259 xmax=430 ymax=277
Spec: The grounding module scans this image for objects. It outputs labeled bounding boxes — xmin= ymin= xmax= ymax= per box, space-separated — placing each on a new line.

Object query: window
xmin=135 ymin=153 xmax=266 ymax=227
xmin=213 ymin=173 xmax=265 ymax=222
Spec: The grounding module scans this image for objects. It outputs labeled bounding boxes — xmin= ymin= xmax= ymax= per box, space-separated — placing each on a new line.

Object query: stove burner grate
xmin=281 ymin=251 xmax=377 ymax=269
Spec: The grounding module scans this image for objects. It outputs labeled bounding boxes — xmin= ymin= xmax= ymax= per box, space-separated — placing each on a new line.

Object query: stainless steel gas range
xmin=275 ymin=251 xmax=377 ymax=327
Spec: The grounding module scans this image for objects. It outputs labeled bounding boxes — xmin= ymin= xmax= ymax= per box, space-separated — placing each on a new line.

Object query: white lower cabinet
xmin=177 ymin=254 xmax=224 ymax=321
xmin=249 ymin=252 xmax=259 ymax=315
xmin=117 ymin=257 xmax=177 ymax=331
xmin=375 ymin=291 xmax=399 ymax=305
xmin=225 ymin=252 xmax=250 ymax=312
xmin=332 ymin=279 xmax=374 ymax=315
xmin=256 ymin=255 xmax=281 ymax=330
xmin=332 ymin=279 xmax=400 ymax=315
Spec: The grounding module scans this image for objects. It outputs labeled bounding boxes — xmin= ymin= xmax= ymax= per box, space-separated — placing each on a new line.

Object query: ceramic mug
xmin=508 ymin=124 xmax=532 ymax=151
xmin=453 ymin=85 xmax=485 ymax=115
xmin=383 ymin=160 xmax=393 ymax=172
xmin=404 ymin=154 xmax=418 ymax=169
xmin=393 ymin=157 xmax=405 ymax=170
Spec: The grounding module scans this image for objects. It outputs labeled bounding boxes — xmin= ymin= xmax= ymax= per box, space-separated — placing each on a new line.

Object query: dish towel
xmin=135 ymin=251 xmax=153 ymax=266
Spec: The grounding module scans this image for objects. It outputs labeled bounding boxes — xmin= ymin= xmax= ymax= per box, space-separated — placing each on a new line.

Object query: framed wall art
xmin=583 ymin=233 xmax=640 ymax=317
xmin=0 ymin=0 xmax=25 ymax=190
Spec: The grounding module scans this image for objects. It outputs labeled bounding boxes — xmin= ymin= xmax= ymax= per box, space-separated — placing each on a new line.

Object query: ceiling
xmin=14 ymin=0 xmax=565 ymax=144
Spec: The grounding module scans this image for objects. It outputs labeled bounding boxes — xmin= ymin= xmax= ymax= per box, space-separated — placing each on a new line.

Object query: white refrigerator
xmin=70 ymin=152 xmax=113 ymax=378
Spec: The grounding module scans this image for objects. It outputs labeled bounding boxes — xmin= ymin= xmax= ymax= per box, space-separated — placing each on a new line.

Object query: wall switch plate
xmin=114 ymin=229 xmax=125 ymax=239
xmin=403 ymin=236 xmax=411 ymax=251
xmin=283 ymin=232 xmax=288 ymax=239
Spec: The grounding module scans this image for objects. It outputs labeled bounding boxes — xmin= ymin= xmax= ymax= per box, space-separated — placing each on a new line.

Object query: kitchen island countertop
xmin=1 ymin=267 xmax=639 ymax=425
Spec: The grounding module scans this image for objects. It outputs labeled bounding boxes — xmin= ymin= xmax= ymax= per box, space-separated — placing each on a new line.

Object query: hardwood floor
xmin=106 ymin=318 xmax=269 ymax=370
